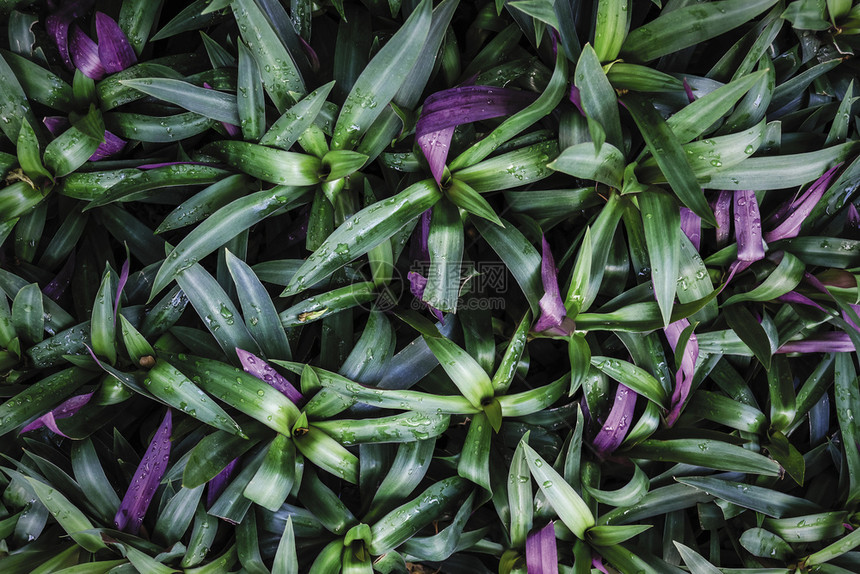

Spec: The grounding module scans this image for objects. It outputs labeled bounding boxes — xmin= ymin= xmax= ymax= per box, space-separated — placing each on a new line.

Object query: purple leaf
xmin=847 ymin=204 xmax=860 ymax=231
xmin=95 ymin=12 xmax=136 ymax=74
xmin=777 ymin=332 xmax=853 ymax=354
xmin=843 ymin=303 xmax=860 ymax=331
xmin=236 ymin=348 xmax=303 ymax=404
xmin=20 ymin=391 xmax=94 ymax=438
xmin=69 ymin=25 xmax=105 ymax=80
xmin=592 ymin=555 xmax=610 ymax=574
xmin=734 ymin=189 xmax=764 ymax=264
xmin=416 ymin=86 xmax=538 ymax=185
xmin=592 ymin=384 xmax=637 ymax=457
xmin=777 ymin=291 xmax=829 ymax=313
xmin=680 ymin=207 xmax=701 ymax=251
xmin=683 ymin=78 xmax=696 ymax=103
xmin=407 ymin=271 xmax=444 ymax=323
xmin=714 ymin=190 xmax=732 ymax=247
xmin=43 ymin=116 xmax=70 ymax=136
xmin=534 ymin=235 xmax=572 ymax=335
xmin=89 ymin=130 xmax=126 ymax=161
xmin=207 ymin=458 xmax=239 ymax=508
xmin=112 ymin=256 xmax=130 ymax=325
xmin=115 ymin=410 xmax=172 ymax=534
xmin=46 ymin=0 xmax=95 ymax=69
xmin=764 ymin=164 xmax=841 ymax=242
xmin=664 ymin=318 xmax=698 ymax=427
xmin=569 ymin=85 xmax=584 ymax=116
xmin=417 ymin=126 xmax=454 ymax=186
xmin=43 ymin=252 xmax=76 ymax=302
xmin=526 ymin=522 xmax=559 ymax=574
xmin=411 ymin=209 xmax=432 ymax=263
xmin=299 ymin=36 xmax=320 ymax=73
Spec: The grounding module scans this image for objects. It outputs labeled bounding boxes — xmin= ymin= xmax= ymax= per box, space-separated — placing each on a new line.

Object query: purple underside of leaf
xmin=410 ymin=209 xmax=432 ymax=263
xmin=683 ymin=78 xmax=696 ymax=103
xmin=777 ymin=291 xmax=829 ymax=313
xmin=680 ymin=208 xmax=701 ymax=251
xmin=69 ymin=25 xmax=105 ymax=80
xmin=114 ymin=409 xmax=172 ymax=535
xmin=299 ymin=36 xmax=320 ymax=72
xmin=43 ymin=116 xmax=71 ymax=136
xmin=733 ymin=190 xmax=764 ymax=263
xmin=20 ymin=391 xmax=94 ymax=438
xmin=207 ymin=458 xmax=239 ymax=508
xmin=416 ymin=86 xmax=537 ymax=184
xmin=592 ymin=555 xmax=609 ymax=574
xmin=417 ymin=126 xmax=454 ymax=185
xmin=112 ymin=257 xmax=130 ymax=324
xmin=95 ymin=12 xmax=136 ymax=74
xmin=526 ymin=522 xmax=559 ymax=574
xmin=847 ymin=204 xmax=860 ymax=230
xmin=46 ymin=0 xmax=95 ymax=69
xmin=89 ymin=131 xmax=126 ymax=161
xmin=764 ymin=164 xmax=841 ymax=242
xmin=714 ymin=190 xmax=732 ymax=247
xmin=287 ymin=205 xmax=310 ymax=243
xmin=592 ymin=383 xmax=638 ymax=457
xmin=569 ymin=85 xmax=584 ymax=116
xmin=665 ymin=318 xmax=698 ymax=427
xmin=236 ymin=348 xmax=303 ymax=404
xmin=407 ymin=271 xmax=444 ymax=323
xmin=43 ymin=251 xmax=76 ymax=301
xmin=534 ymin=235 xmax=571 ymax=335
xmin=777 ymin=332 xmax=854 ymax=353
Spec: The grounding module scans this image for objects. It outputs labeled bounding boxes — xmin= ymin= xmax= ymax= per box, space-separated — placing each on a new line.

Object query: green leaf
xmin=590 ymin=356 xmax=667 ymax=408
xmin=767 ymin=430 xmax=804 ymax=486
xmin=207 ymin=141 xmax=322 ymax=186
xmin=119 ymin=315 xmax=155 ymax=365
xmin=231 ymin=0 xmax=304 ymax=111
xmin=260 ymin=81 xmax=336 ymax=150
xmin=764 ymin=512 xmax=847 ymax=543
xmin=244 ymin=434 xmax=295 ymax=512
xmin=151 ymin=186 xmax=307 ymax=297
xmin=70 ymin=439 xmax=122 ymax=524
xmin=182 ymin=424 xmax=267 ymax=489
xmin=587 ymin=524 xmax=651 ymax=546
xmin=523 ymin=441 xmax=595 ymax=538
xmin=585 ymin=463 xmax=648 ymax=507
xmin=606 ymin=63 xmax=683 ymax=92
xmin=674 ymin=542 xmax=722 ymax=574
xmin=424 ymin=199 xmax=464 ymax=313
xmin=43 ymin=126 xmax=102 ymax=179
xmin=548 ymin=142 xmax=625 ymax=189
xmin=282 ymin=179 xmax=441 ymax=296
xmin=446 ymin=178 xmax=503 ymax=226
xmin=623 ymin=93 xmax=716 ymax=226
xmin=423 ymin=335 xmax=494 ymax=409
xmin=723 ymin=252 xmax=805 ymax=305
xmin=625 ymin=439 xmax=781 ymax=476
xmin=313 ymin=411 xmax=449 ymax=445
xmin=594 ymin=0 xmax=630 ymax=62
xmin=16 ymin=119 xmax=51 ymax=181
xmin=170 ymin=354 xmax=300 ymax=436
xmin=834 ymin=352 xmax=860 ymax=508
xmin=667 ymin=72 xmax=767 ymax=144
xmin=0 ymin=50 xmax=37 ymax=142
xmin=574 ymin=45 xmax=622 ymax=151
xmin=119 ymin=78 xmax=239 ymax=125
xmin=0 ymin=367 xmax=96 ymax=436
xmin=639 ymin=190 xmax=679 ymax=326
xmin=507 ymin=435 xmax=533 ymax=547
xmin=739 ymin=528 xmax=794 ymax=561
xmin=457 ymin=412 xmax=492 ymax=490
xmin=450 ymin=49 xmax=568 ymax=170
xmin=620 ymin=0 xmax=779 ymax=62
xmin=331 ymin=0 xmax=431 ymax=150
xmin=145 ymin=359 xmax=245 ymax=436
xmin=368 ymin=476 xmax=470 ymax=555
xmin=473 ymin=216 xmax=542 ymax=315
xmin=806 ymin=523 xmax=860 ymax=566
xmin=453 ymin=140 xmax=558 ymax=192
xmin=724 ymin=304 xmax=772 ymax=368
xmin=12 ymin=282 xmax=44 ymax=344
xmin=685 ymin=390 xmax=767 ymax=433
xmin=279 ymin=282 xmax=377 ymax=327
xmin=118 ymin=0 xmax=164 ymax=56
xmin=272 ymin=517 xmax=298 ymax=574
xmin=321 ymin=150 xmax=368 ymax=181
xmin=172 ymin=262 xmax=261 ymax=361
xmin=293 ymin=426 xmax=359 ymax=484
xmin=153 ymin=485 xmax=203 ymax=546
xmin=27 ymin=478 xmax=106 ymax=552
xmin=236 ymin=41 xmax=265 ymax=141
xmin=90 ymin=269 xmax=116 ymax=364
xmin=703 ymin=141 xmax=859 ymax=190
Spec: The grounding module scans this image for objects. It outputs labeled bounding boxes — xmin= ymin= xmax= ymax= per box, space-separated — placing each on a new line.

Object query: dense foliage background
xmin=1 ymin=0 xmax=860 ymax=572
